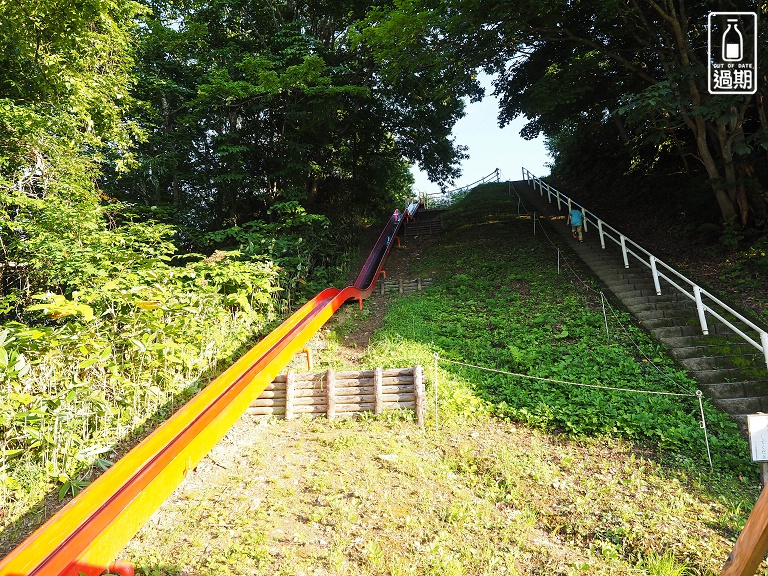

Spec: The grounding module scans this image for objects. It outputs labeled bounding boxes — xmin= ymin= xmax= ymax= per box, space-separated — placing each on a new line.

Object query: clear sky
xmin=410 ymin=74 xmax=552 ymax=195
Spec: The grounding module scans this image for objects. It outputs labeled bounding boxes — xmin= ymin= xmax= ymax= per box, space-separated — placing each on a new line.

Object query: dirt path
xmin=317 ymin=231 xmax=438 ymax=365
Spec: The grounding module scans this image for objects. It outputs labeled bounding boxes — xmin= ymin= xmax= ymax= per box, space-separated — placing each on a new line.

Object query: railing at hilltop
xmin=420 ymin=168 xmax=500 ymax=208
xmin=521 ymin=167 xmax=768 ymax=371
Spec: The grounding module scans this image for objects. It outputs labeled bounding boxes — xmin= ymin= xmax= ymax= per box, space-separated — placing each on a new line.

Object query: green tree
xmin=0 ymin=0 xmax=146 ymax=305
xmin=115 ymin=0 xmax=477 ymax=231
xmin=423 ymin=0 xmax=768 ymax=229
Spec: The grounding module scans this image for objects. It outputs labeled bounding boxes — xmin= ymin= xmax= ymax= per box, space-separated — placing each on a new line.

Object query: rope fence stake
xmin=697 ymin=390 xmax=714 ymax=470
xmin=600 ymin=292 xmax=610 ymax=342
xmin=433 ymin=353 xmax=439 ymax=428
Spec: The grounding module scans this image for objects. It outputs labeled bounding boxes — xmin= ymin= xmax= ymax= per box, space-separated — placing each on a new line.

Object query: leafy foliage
xmin=0 ymin=191 xmax=363 ymax=527
xmin=111 ymin=0 xmax=471 ymax=230
xmin=198 ymin=201 xmax=351 ymax=308
xmin=399 ymin=1 xmax=768 ymax=234
xmin=372 ymin=184 xmax=751 ymax=474
xmin=0 ymin=231 xmax=280 ymax=503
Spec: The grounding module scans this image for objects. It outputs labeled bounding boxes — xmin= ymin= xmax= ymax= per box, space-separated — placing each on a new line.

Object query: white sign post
xmin=747 ymin=414 xmax=768 ymax=485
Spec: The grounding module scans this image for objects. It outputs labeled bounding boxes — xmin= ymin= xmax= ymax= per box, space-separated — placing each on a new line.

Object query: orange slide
xmin=0 ymin=200 xmax=420 ymax=576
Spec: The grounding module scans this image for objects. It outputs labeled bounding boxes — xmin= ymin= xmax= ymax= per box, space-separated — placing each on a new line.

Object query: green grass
xmin=354 ymin=184 xmax=751 ymax=474
xmin=121 ymin=183 xmax=763 ymax=575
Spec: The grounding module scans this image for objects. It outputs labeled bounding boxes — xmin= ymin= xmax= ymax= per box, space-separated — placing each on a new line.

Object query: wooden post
xmin=417 ymin=277 xmax=422 ymax=291
xmin=721 ymin=481 xmax=768 ymax=575
xmin=373 ymin=367 xmax=383 ymax=415
xmin=398 ymin=279 xmax=403 ymax=294
xmin=302 ymin=348 xmax=313 ymax=372
xmin=414 ymin=365 xmax=424 ymax=428
xmin=326 ymin=369 xmax=336 ymax=421
xmin=285 ymin=370 xmax=295 ymax=420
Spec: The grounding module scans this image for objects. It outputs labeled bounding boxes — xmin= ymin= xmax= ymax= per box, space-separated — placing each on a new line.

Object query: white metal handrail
xmin=522 ymin=167 xmax=768 ymax=370
xmin=421 ymin=168 xmax=501 ymax=208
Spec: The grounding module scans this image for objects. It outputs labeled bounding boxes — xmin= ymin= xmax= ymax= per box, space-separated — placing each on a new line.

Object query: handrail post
xmin=650 ymin=255 xmax=662 ymax=295
xmin=620 ymin=235 xmax=629 ymax=268
xmin=546 ymin=183 xmax=552 ymax=203
xmin=693 ymin=286 xmax=709 ymax=335
xmin=581 ymin=208 xmax=588 ymax=233
xmin=761 ymin=331 xmax=768 ymax=370
xmin=598 ymin=220 xmax=605 ymax=249
xmin=556 ymin=190 xmax=562 ymax=211
xmin=567 ymin=198 xmax=572 ymax=212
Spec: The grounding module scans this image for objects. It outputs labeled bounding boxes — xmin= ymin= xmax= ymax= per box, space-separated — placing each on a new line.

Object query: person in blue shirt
xmin=567 ymin=208 xmax=584 ymax=242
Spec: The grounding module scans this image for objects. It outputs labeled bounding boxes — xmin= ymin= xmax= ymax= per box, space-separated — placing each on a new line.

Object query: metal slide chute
xmin=0 ymin=200 xmax=421 ymax=576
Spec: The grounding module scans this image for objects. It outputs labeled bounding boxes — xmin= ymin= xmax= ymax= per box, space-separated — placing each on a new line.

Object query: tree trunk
xmin=692 ymin=116 xmax=739 ymax=223
xmin=611 ymin=111 xmax=630 ymax=144
xmin=227 ymin=109 xmax=239 ymax=223
xmin=757 ymin=91 xmax=768 ymax=179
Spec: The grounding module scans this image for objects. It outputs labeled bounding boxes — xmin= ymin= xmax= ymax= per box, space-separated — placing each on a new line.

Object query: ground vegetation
xmin=121 ymin=184 xmax=763 ymax=575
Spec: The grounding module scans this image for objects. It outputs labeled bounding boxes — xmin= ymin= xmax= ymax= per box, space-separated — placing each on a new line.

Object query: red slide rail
xmin=0 ymin=201 xmax=420 ymax=576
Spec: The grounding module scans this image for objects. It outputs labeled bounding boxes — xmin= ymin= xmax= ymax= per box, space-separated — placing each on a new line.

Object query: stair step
xmin=659 ymin=335 xmax=710 ymax=348
xmin=623 ymin=293 xmax=691 ymax=306
xmin=671 ymin=345 xmax=753 ymax=360
xmin=639 ymin=318 xmax=698 ymax=330
xmin=652 ymin=324 xmax=733 ymax=339
xmin=704 ymin=381 xmax=768 ymax=399
xmin=603 ymin=275 xmax=656 ymax=295
xmin=591 ymin=268 xmax=648 ymax=280
xmin=602 ymin=272 xmax=655 ymax=284
xmin=713 ymin=396 xmax=768 ymax=415
xmin=588 ymin=259 xmax=642 ymax=270
xmin=634 ymin=308 xmax=697 ymax=322
xmin=625 ymin=301 xmax=695 ymax=314
xmin=652 ymin=326 xmax=709 ymax=339
xmin=702 ymin=382 xmax=750 ymax=399
xmin=680 ymin=356 xmax=738 ymax=371
xmin=605 ymin=285 xmax=658 ymax=298
xmin=688 ymin=367 xmax=745 ymax=384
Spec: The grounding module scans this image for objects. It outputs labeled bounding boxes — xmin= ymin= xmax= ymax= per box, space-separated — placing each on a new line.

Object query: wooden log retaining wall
xmin=379 ymin=277 xmax=433 ymax=296
xmin=248 ymin=366 xmax=425 ymax=426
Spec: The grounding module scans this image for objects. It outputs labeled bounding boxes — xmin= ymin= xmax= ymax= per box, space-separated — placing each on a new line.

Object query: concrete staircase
xmin=514 ymin=180 xmax=768 ymax=429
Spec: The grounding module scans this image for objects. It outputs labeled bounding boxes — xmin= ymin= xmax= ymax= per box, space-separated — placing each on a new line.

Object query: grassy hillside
xmin=122 ymin=183 xmax=763 ymax=575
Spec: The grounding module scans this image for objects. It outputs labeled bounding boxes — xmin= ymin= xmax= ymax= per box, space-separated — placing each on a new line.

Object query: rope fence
xmin=415 ymin=172 xmax=715 ymax=470
xmin=508 ymin=180 xmax=697 ymax=396
xmin=432 ymin=353 xmax=714 ymax=469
